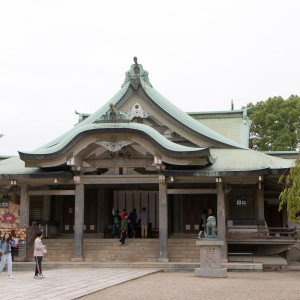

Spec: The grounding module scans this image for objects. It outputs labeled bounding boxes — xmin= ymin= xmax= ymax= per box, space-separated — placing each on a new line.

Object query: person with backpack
xmin=120 ymin=213 xmax=129 ymax=245
xmin=0 ymin=232 xmax=16 ymax=279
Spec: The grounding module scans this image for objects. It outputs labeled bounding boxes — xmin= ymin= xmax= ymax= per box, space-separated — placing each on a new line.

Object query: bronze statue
xmin=205 ymin=216 xmax=218 ymax=239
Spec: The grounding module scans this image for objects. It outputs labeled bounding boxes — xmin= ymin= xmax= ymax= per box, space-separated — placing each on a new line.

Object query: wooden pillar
xmin=11 ymin=192 xmax=17 ymax=204
xmin=98 ymin=187 xmax=105 ymax=234
xmin=43 ymin=195 xmax=51 ymax=222
xmin=73 ymin=183 xmax=84 ymax=261
xmin=56 ymin=196 xmax=63 ymax=235
xmin=217 ymin=180 xmax=227 ymax=259
xmin=159 ymin=176 xmax=168 ymax=261
xmin=257 ymin=188 xmax=265 ymax=224
xmin=172 ymin=195 xmax=181 ymax=233
xmin=20 ymin=185 xmax=29 ymax=228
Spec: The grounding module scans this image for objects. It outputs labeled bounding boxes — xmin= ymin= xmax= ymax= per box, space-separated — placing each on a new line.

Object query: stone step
xmin=38 ymin=238 xmax=200 ymax=262
xmin=11 ymin=261 xmax=263 ymax=272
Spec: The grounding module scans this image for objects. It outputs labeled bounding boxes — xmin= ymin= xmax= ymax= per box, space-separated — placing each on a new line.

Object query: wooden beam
xmin=167 ymin=189 xmax=217 ymax=194
xmin=28 ymin=190 xmax=75 ymax=196
xmin=81 ymin=175 xmax=158 ymax=184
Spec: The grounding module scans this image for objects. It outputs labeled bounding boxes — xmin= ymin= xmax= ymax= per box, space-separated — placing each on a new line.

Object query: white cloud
xmin=1 ymin=0 xmax=300 ymax=155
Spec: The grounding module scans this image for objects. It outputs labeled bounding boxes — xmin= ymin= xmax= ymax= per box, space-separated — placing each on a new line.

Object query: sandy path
xmin=81 ymin=271 xmax=300 ymax=300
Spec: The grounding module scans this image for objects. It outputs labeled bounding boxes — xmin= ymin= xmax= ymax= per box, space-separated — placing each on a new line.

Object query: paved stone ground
xmin=81 ymin=270 xmax=300 ymax=300
xmin=0 ymin=268 xmax=160 ymax=300
xmin=2 ymin=268 xmax=300 ymax=300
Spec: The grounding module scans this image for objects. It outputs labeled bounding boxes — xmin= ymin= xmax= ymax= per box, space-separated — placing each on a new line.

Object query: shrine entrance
xmin=182 ymin=194 xmax=217 ymax=234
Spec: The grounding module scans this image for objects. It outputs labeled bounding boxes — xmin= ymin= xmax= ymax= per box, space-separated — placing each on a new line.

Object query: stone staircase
xmin=30 ymin=238 xmax=199 ymax=263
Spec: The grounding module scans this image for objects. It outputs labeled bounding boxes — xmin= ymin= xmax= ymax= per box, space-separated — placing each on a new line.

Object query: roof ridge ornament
xmin=125 ymin=103 xmax=151 ymax=119
xmin=95 ymin=104 xmax=131 ymax=123
xmin=121 ymin=57 xmax=153 ymax=89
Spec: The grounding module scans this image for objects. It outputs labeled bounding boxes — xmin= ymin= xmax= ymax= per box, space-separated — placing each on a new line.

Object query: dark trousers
xmin=120 ymin=231 xmax=127 ymax=244
xmin=113 ymin=224 xmax=120 ymax=238
xmin=34 ymin=256 xmax=43 ymax=275
xmin=130 ymin=223 xmax=136 ymax=238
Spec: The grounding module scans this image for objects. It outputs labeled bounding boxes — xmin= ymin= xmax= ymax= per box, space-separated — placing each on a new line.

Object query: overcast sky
xmin=1 ymin=0 xmax=300 ymax=156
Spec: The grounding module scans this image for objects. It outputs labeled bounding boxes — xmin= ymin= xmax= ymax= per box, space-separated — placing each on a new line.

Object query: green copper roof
xmin=193 ymin=149 xmax=294 ymax=176
xmin=20 ymin=123 xmax=209 ymax=157
xmin=31 ymin=62 xmax=246 ymax=156
xmin=187 ymin=110 xmax=245 ymax=115
xmin=196 ymin=117 xmax=251 ymax=147
xmin=0 ymin=157 xmax=72 ymax=179
xmin=0 ymin=157 xmax=37 ymax=175
xmin=262 ymin=151 xmax=299 ymax=155
xmin=140 ymin=79 xmax=247 ymax=149
xmin=35 ymin=82 xmax=131 ymax=151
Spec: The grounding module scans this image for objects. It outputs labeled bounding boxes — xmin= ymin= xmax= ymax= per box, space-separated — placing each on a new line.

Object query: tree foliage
xmin=245 ymin=95 xmax=300 ymax=151
xmin=279 ymin=154 xmax=300 ymax=224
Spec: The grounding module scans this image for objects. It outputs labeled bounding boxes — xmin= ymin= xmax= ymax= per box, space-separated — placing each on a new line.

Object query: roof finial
xmin=133 ymin=56 xmax=138 ymax=64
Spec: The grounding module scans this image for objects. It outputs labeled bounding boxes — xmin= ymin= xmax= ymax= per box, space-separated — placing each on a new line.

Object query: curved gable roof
xmin=138 ymin=78 xmax=247 ymax=149
xmin=30 ymin=63 xmax=246 ymax=158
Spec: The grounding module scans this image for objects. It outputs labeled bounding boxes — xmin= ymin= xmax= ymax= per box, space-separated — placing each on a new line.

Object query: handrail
xmin=227 ymin=226 xmax=298 ymax=240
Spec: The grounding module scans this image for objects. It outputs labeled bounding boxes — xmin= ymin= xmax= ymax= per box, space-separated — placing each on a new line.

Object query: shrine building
xmin=0 ymin=58 xmax=298 ymax=263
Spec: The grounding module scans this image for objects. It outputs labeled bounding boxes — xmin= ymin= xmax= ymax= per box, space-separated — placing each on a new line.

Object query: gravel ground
xmin=81 ymin=271 xmax=300 ymax=300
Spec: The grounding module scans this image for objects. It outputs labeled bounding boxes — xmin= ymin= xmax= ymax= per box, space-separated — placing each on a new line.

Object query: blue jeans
xmin=0 ymin=253 xmax=13 ymax=276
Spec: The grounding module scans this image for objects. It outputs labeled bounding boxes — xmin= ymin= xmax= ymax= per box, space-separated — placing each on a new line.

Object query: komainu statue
xmin=205 ymin=216 xmax=218 ymax=239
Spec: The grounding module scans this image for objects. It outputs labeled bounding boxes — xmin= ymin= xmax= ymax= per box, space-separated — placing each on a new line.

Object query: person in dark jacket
xmin=129 ymin=208 xmax=137 ymax=238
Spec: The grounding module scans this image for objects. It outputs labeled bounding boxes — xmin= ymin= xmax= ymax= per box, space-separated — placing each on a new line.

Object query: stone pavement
xmin=0 ymin=268 xmax=160 ymax=300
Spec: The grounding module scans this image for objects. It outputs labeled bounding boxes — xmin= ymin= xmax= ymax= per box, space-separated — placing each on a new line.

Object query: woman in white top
xmin=33 ymin=231 xmax=47 ymax=279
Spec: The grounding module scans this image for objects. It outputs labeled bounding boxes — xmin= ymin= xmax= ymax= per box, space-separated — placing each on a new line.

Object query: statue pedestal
xmin=195 ymin=240 xmax=227 ymax=278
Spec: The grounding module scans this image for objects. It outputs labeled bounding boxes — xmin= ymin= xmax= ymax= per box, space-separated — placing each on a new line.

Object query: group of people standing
xmin=0 ymin=230 xmax=47 ymax=280
xmin=113 ymin=207 xmax=149 ymax=245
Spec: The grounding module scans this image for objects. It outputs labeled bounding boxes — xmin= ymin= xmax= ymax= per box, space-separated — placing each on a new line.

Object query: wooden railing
xmin=227 ymin=226 xmax=299 ymax=240
xmin=266 ymin=227 xmax=298 ymax=239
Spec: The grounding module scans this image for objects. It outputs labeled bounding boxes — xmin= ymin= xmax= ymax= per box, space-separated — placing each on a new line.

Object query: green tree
xmin=279 ymin=154 xmax=300 ymax=224
xmin=245 ymin=95 xmax=300 ymax=151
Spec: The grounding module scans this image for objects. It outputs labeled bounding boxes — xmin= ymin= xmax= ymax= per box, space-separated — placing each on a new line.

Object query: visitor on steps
xmin=120 ymin=208 xmax=126 ymax=220
xmin=140 ymin=207 xmax=149 ymax=238
xmin=113 ymin=210 xmax=121 ymax=238
xmin=0 ymin=232 xmax=15 ymax=279
xmin=120 ymin=213 xmax=129 ymax=245
xmin=129 ymin=208 xmax=137 ymax=238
